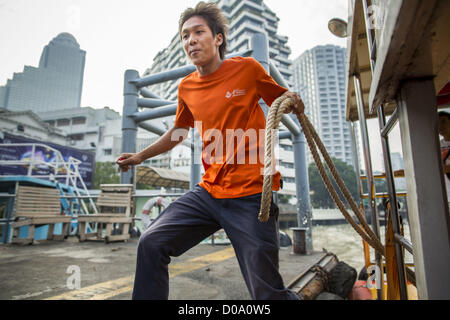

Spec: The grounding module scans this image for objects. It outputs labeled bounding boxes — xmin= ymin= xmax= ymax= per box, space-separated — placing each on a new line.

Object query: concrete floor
xmin=0 ymin=237 xmax=326 ymax=300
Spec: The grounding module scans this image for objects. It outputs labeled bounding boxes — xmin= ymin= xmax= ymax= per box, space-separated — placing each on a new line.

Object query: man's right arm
xmin=117 ymin=125 xmax=190 ymax=172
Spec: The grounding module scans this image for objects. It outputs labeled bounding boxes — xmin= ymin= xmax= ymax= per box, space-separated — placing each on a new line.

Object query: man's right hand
xmin=116 ymin=153 xmax=143 ymax=172
xmin=116 ymin=125 xmax=189 ymax=173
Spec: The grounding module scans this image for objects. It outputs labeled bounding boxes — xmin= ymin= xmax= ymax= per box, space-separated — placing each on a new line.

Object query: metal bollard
xmin=290 ymin=227 xmax=308 ymax=255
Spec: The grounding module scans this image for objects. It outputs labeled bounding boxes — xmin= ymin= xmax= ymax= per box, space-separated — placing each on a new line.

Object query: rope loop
xmin=259 ymin=94 xmax=385 ymax=256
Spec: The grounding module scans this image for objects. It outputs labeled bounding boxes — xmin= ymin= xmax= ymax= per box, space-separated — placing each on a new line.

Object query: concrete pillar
xmin=121 ymin=70 xmax=139 ymax=186
xmin=397 ymin=78 xmax=450 ymax=299
xmin=251 ymin=33 xmax=270 ymax=72
xmin=251 ymin=33 xmax=270 ymax=117
xmin=190 ymin=128 xmax=202 ymax=190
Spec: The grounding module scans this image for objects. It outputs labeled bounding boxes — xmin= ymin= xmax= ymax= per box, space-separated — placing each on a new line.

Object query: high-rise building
xmin=292 ymin=45 xmax=355 ymax=167
xmin=0 ymin=33 xmax=86 ymax=113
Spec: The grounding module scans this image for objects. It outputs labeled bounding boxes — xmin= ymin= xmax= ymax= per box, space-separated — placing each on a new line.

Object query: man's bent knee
xmin=137 ymin=230 xmax=167 ymax=257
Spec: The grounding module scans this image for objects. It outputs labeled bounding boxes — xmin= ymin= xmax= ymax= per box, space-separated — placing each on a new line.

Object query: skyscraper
xmin=293 ymin=45 xmax=355 ymax=167
xmin=0 ymin=33 xmax=86 ymax=113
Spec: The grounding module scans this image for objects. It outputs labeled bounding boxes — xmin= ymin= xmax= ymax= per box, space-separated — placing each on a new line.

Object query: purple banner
xmin=0 ymin=133 xmax=95 ymax=189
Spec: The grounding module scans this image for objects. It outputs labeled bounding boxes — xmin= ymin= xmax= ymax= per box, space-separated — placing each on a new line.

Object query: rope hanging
xmin=259 ymin=95 xmax=385 ymax=256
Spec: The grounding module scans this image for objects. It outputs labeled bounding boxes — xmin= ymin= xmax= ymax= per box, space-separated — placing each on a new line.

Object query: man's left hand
xmin=282 ymin=91 xmax=305 ymax=115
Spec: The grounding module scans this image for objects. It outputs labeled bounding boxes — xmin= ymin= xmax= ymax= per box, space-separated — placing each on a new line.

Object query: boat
xmin=339 ymin=0 xmax=450 ymax=300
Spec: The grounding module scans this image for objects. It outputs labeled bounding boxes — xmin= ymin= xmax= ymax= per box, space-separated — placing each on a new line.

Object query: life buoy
xmin=141 ymin=197 xmax=171 ymax=229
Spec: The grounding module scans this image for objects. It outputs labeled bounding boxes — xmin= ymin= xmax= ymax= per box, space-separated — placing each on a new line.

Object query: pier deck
xmin=0 ymin=238 xmax=326 ymax=300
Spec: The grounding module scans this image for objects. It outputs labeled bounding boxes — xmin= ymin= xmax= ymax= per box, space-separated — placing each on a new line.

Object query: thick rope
xmin=259 ymin=96 xmax=292 ymax=221
xmin=259 ymin=95 xmax=385 ymax=256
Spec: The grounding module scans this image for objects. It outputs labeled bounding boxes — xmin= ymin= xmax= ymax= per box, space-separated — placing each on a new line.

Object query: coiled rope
xmin=259 ymin=95 xmax=385 ymax=256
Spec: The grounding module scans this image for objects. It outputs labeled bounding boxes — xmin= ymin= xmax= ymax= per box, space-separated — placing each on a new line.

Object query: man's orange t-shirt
xmin=174 ymin=57 xmax=288 ymax=198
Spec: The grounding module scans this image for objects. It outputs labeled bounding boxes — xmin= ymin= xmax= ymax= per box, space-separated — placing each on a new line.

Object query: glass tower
xmin=0 ymin=33 xmax=86 ymax=113
xmin=293 ymin=45 xmax=355 ymax=167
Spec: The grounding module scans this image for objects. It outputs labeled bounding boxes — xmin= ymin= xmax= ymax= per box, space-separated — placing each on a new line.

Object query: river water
xmin=282 ymin=214 xmax=413 ymax=275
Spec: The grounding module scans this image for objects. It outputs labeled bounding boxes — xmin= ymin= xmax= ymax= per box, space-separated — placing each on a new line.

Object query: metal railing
xmin=353 ymin=74 xmax=384 ymax=300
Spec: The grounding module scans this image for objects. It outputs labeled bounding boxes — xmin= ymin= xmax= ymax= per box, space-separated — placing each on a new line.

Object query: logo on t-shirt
xmin=225 ymin=89 xmax=247 ymax=99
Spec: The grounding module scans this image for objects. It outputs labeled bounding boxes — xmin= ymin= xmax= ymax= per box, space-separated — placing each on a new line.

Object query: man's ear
xmin=215 ymin=33 xmax=223 ymax=47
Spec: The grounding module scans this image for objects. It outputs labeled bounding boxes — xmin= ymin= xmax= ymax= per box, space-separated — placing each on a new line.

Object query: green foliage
xmin=308 ymin=157 xmax=359 ymax=209
xmin=93 ymin=162 xmax=120 ymax=189
xmin=136 ymin=184 xmax=155 ymax=190
xmin=278 ymin=194 xmax=292 ymax=204
xmin=93 ymin=162 xmax=157 ymax=190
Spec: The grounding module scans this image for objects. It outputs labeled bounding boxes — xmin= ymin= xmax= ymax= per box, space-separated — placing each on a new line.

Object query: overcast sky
xmin=1 ymin=0 xmax=402 ymax=171
xmin=0 ymin=0 xmax=348 ymax=111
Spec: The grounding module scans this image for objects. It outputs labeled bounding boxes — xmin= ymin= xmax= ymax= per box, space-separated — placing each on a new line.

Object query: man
xmin=118 ymin=1 xmax=304 ymax=300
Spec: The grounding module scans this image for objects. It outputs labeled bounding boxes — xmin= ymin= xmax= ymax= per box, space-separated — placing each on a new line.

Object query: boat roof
xmin=346 ymin=0 xmax=450 ymax=121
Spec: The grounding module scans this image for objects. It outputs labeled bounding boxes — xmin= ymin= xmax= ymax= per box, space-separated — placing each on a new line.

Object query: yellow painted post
xmin=385 ymin=204 xmax=401 ymax=300
xmin=363 ymin=240 xmax=371 ymax=269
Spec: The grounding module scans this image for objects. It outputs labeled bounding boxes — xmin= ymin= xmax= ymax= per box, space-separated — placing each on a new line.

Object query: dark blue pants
xmin=132 ymin=185 xmax=298 ymax=300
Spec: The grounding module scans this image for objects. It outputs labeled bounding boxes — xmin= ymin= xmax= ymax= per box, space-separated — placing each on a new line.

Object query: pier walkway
xmin=0 ymin=238 xmax=325 ymax=300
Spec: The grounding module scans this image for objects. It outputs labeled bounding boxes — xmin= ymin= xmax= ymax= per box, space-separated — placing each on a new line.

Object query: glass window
xmin=284 ymin=177 xmax=295 ymax=183
xmin=57 ymin=119 xmax=70 ymax=127
xmin=72 ymin=117 xmax=86 ymax=125
xmin=69 ymin=134 xmax=84 ymax=141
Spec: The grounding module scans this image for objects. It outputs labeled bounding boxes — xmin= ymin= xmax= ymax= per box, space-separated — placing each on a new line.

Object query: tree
xmin=93 ymin=162 xmax=120 ymax=189
xmin=308 ymin=157 xmax=359 ymax=209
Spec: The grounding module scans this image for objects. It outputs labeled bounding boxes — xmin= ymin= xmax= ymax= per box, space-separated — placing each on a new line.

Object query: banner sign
xmin=0 ymin=132 xmax=95 ymax=189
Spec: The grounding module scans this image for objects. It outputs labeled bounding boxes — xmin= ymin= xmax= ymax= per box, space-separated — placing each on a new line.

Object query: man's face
xmin=181 ymin=16 xmax=223 ymax=66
